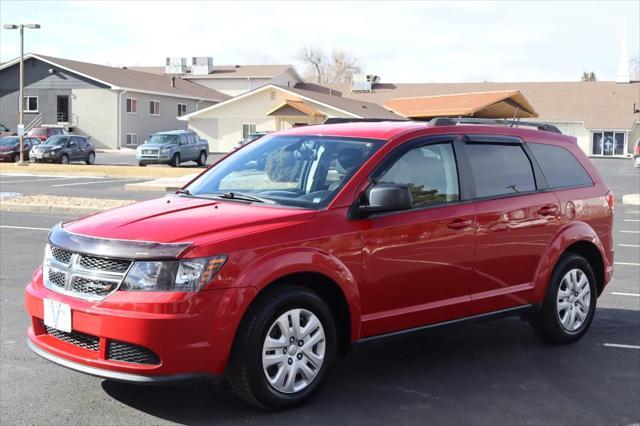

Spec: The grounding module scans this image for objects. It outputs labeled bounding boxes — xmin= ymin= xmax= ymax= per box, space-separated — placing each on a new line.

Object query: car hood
xmin=63 ymin=195 xmax=317 ymax=249
xmin=35 ymin=145 xmax=61 ymax=151
xmin=138 ymin=144 xmax=172 ymax=150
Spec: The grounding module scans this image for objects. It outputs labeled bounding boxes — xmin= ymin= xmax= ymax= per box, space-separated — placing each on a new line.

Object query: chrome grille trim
xmin=43 ymin=244 xmax=132 ymax=301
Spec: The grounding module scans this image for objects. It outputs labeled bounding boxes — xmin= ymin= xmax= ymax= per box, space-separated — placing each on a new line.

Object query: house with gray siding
xmin=0 ymin=54 xmax=228 ymax=149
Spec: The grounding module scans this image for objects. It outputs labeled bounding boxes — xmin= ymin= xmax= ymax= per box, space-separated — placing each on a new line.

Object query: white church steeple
xmin=616 ymin=21 xmax=630 ymax=83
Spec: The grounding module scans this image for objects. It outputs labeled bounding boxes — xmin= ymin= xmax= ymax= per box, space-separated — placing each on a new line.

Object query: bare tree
xmin=298 ymin=47 xmax=362 ymax=84
xmin=581 ymin=71 xmax=597 ymax=82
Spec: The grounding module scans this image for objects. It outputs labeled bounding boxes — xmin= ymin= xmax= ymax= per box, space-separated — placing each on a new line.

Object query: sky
xmin=1 ymin=0 xmax=638 ymax=83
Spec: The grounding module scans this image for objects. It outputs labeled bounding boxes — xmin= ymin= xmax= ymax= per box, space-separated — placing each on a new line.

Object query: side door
xmin=186 ymin=133 xmax=199 ymax=160
xmin=69 ymin=136 xmax=84 ymax=160
xmin=359 ymin=137 xmax=476 ymax=337
xmin=178 ymin=134 xmax=190 ymax=161
xmin=461 ymin=136 xmax=561 ymax=315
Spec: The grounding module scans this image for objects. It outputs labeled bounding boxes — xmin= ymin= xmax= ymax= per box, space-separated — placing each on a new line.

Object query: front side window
xmin=377 ymin=142 xmax=460 ymax=207
xmin=23 ymin=96 xmax=38 ymax=112
xmin=466 ymin=143 xmax=536 ymax=198
xmin=186 ymin=135 xmax=382 ymax=209
xmin=529 ymin=143 xmax=592 ymax=189
xmin=149 ymin=100 xmax=160 ymax=116
xmin=126 ymin=98 xmax=138 ymax=114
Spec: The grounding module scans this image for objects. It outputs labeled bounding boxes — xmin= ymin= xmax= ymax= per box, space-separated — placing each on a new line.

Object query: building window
xmin=126 ymin=98 xmax=138 ymax=114
xmin=23 ymin=96 xmax=38 ymax=112
xmin=591 ymin=131 xmax=626 ymax=156
xmin=149 ymin=100 xmax=160 ymax=116
xmin=242 ymin=123 xmax=256 ymax=139
xmin=125 ymin=133 xmax=138 ymax=146
xmin=177 ymin=103 xmax=187 ymax=117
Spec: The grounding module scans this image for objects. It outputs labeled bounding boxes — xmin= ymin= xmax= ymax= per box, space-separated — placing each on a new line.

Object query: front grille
xmin=142 ymin=149 xmax=158 ymax=155
xmin=78 ymin=255 xmax=131 ymax=273
xmin=48 ymin=269 xmax=66 ymax=288
xmin=107 ymin=340 xmax=160 ymax=365
xmin=44 ymin=244 xmax=131 ymax=300
xmin=51 ymin=246 xmax=72 ymax=264
xmin=42 ymin=321 xmax=99 ymax=351
xmin=71 ymin=276 xmax=119 ymax=297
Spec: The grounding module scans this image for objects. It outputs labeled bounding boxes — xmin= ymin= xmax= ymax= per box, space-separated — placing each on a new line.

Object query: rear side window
xmin=466 ymin=144 xmax=536 ymax=198
xmin=529 ymin=143 xmax=592 ymax=188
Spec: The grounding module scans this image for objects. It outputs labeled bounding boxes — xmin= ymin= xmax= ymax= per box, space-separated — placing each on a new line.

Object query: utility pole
xmin=3 ymin=23 xmax=41 ymax=165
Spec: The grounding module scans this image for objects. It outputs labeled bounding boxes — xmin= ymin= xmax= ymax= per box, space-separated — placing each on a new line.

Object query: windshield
xmin=45 ymin=135 xmax=69 ymax=146
xmin=148 ymin=134 xmax=179 ymax=145
xmin=0 ymin=137 xmax=19 ymax=147
xmin=28 ymin=128 xmax=47 ymax=136
xmin=186 ymin=135 xmax=381 ymax=209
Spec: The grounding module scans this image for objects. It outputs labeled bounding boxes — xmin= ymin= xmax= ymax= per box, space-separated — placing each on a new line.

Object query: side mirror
xmin=357 ymin=183 xmax=412 ymax=216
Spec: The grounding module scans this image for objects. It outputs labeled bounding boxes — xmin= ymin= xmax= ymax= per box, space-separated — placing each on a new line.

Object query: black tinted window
xmin=467 ymin=144 xmax=535 ymax=197
xmin=529 ymin=143 xmax=592 ymax=188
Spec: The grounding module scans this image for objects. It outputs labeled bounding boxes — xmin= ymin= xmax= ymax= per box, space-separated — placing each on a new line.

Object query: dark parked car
xmin=29 ymin=134 xmax=95 ymax=164
xmin=27 ymin=127 xmax=66 ymax=142
xmin=0 ymin=123 xmax=15 ymax=137
xmin=0 ymin=136 xmax=40 ymax=162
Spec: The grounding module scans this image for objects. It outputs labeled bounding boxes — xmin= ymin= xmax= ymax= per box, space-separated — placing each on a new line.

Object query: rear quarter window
xmin=528 ymin=143 xmax=592 ymax=188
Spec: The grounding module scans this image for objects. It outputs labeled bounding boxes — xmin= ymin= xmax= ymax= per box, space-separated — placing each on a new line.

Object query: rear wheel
xmin=138 ymin=161 xmax=147 ymax=167
xmin=226 ymin=286 xmax=336 ymax=409
xmin=85 ymin=152 xmax=95 ymax=165
xmin=59 ymin=154 xmax=69 ymax=165
xmin=531 ymin=253 xmax=597 ymax=343
xmin=197 ymin=151 xmax=207 ymax=166
xmin=170 ymin=154 xmax=180 ymax=168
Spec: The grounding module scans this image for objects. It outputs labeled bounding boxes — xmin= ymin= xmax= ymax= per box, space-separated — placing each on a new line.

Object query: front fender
xmin=232 ymin=247 xmax=363 ymax=342
xmin=531 ymin=221 xmax=608 ymax=301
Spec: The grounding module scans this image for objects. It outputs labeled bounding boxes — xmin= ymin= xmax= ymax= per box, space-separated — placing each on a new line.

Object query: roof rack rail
xmin=323 ymin=118 xmax=409 ymax=124
xmin=428 ymin=117 xmax=562 ymax=134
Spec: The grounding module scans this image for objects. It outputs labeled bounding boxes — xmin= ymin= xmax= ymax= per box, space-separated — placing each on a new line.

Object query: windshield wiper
xmin=175 ymin=189 xmax=193 ymax=196
xmin=218 ymin=191 xmax=276 ymax=204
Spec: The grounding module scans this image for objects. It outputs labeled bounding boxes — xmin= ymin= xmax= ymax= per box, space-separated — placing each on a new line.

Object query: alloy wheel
xmin=261 ymin=308 xmax=326 ymax=394
xmin=556 ymin=268 xmax=591 ymax=331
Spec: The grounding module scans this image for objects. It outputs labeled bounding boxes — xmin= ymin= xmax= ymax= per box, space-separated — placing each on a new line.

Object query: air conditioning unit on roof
xmin=165 ymin=57 xmax=187 ymax=75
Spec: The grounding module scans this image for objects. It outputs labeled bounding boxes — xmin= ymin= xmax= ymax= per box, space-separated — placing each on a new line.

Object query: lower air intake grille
xmin=42 ymin=321 xmax=99 ymax=351
xmin=107 ymin=340 xmax=160 ymax=365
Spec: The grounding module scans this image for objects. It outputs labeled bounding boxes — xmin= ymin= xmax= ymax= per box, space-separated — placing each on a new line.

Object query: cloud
xmin=1 ymin=0 xmax=638 ymax=82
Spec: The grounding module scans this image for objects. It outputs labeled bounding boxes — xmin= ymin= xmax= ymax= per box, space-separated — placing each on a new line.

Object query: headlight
xmin=120 ymin=255 xmax=227 ymax=292
xmin=160 ymin=146 xmax=171 ymax=153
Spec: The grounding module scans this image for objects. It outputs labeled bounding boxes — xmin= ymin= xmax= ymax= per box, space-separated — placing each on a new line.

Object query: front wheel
xmin=531 ymin=253 xmax=597 ymax=344
xmin=226 ymin=286 xmax=337 ymax=409
xmin=59 ymin=154 xmax=69 ymax=165
xmin=170 ymin=154 xmax=180 ymax=168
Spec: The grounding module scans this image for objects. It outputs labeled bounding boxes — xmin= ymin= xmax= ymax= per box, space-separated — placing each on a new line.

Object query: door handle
xmin=447 ymin=219 xmax=473 ymax=230
xmin=537 ymin=205 xmax=558 ymax=216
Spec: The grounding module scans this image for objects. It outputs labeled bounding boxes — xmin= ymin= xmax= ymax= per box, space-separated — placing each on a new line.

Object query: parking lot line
xmin=0 ymin=177 xmax=81 ymax=184
xmin=624 ymin=219 xmax=640 ymax=222
xmin=611 ymin=292 xmax=640 ymax=297
xmin=614 ymin=262 xmax=640 ymax=266
xmin=620 ymin=230 xmax=640 ymax=234
xmin=0 ymin=225 xmax=50 ymax=231
xmin=51 ymin=179 xmax=128 ymax=187
xmin=618 ymin=244 xmax=640 ymax=248
xmin=603 ymin=343 xmax=640 ymax=350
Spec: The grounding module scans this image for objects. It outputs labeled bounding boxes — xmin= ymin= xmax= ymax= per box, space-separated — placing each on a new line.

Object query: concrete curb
xmin=124 ymin=183 xmax=182 ymax=192
xmin=622 ymin=194 xmax=640 ymax=206
xmin=0 ymin=203 xmax=112 ymax=216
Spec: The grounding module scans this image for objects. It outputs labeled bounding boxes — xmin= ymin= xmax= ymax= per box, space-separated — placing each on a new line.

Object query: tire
xmin=170 ymin=154 xmax=180 ymax=168
xmin=138 ymin=161 xmax=147 ymax=167
xmin=197 ymin=151 xmax=207 ymax=166
xmin=85 ymin=152 xmax=95 ymax=165
xmin=13 ymin=153 xmax=20 ymax=163
xmin=530 ymin=253 xmax=597 ymax=344
xmin=226 ymin=285 xmax=337 ymax=410
xmin=59 ymin=154 xmax=69 ymax=165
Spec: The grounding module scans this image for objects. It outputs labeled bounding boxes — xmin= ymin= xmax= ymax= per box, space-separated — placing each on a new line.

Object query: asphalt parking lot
xmin=95 ymin=151 xmax=225 ymax=167
xmin=0 ymin=158 xmax=638 ymax=425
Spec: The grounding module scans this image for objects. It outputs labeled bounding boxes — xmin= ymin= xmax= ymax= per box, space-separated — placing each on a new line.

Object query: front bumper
xmin=136 ymin=151 xmax=171 ymax=164
xmin=26 ymin=268 xmax=255 ymax=381
xmin=30 ymin=151 xmax=60 ymax=162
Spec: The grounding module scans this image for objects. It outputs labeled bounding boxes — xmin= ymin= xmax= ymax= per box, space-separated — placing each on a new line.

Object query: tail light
xmin=606 ymin=190 xmax=614 ymax=212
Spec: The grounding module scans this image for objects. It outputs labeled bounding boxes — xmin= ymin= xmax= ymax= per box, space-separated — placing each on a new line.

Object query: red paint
xmin=25 ymin=122 xmax=614 ymax=378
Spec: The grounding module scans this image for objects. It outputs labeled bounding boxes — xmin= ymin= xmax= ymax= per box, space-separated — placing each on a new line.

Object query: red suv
xmin=25 ymin=119 xmax=614 ymax=409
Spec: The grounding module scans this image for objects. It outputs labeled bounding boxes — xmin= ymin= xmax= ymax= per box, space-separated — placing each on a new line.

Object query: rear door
xmin=461 ymin=135 xmax=561 ymax=314
xmin=178 ymin=134 xmax=190 ymax=160
xmin=359 ymin=137 xmax=476 ymax=337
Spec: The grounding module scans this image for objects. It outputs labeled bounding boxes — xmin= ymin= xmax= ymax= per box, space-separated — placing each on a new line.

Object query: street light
xmin=3 ymin=23 xmax=41 ymax=165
